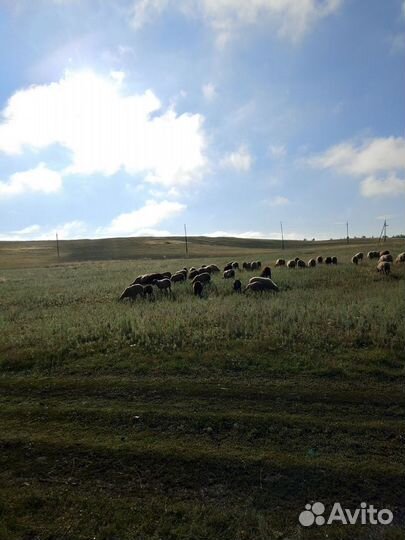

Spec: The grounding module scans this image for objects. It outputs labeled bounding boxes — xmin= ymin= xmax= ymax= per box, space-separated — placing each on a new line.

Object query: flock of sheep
xmin=119 ymin=249 xmax=405 ymax=301
xmin=351 ymin=249 xmax=405 ymax=275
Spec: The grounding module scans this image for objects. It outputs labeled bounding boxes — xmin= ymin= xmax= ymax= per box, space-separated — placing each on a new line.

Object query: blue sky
xmin=0 ymin=0 xmax=404 ymax=241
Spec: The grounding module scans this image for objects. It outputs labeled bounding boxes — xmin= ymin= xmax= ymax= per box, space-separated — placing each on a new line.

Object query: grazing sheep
xmin=153 ymin=278 xmax=172 ymax=293
xmin=138 ymin=273 xmax=165 ymax=285
xmin=197 ymin=266 xmax=210 ymax=274
xmin=193 ymin=281 xmax=204 ymax=297
xmin=379 ymin=254 xmax=393 ymax=263
xmin=244 ymin=279 xmax=279 ymax=293
xmin=377 ymin=261 xmax=391 ymax=275
xmin=119 ymin=284 xmax=144 ymax=301
xmin=192 ymin=272 xmax=211 ymax=284
xmin=297 ymin=259 xmax=306 ymax=268
xmin=332 ymin=256 xmax=338 ymax=265
xmin=325 ymin=256 xmax=332 ymax=265
xmin=275 ymin=258 xmax=285 ymax=267
xmin=171 ymin=272 xmax=186 ymax=283
xmin=248 ymin=277 xmax=279 ymax=291
xmin=189 ymin=266 xmax=197 ymax=272
xmin=287 ymin=259 xmax=296 ymax=268
xmin=224 ymin=263 xmax=233 ymax=271
xmin=251 ymin=261 xmax=258 ymax=270
xmin=189 ymin=270 xmax=199 ymax=280
xmin=233 ymin=279 xmax=242 ymax=293
xmin=367 ymin=251 xmax=379 ymax=259
xmin=379 ymin=250 xmax=390 ymax=257
xmin=162 ymin=271 xmax=172 ymax=279
xmin=223 ymin=269 xmax=235 ymax=279
xmin=395 ymin=252 xmax=405 ymax=263
xmin=143 ymin=284 xmax=154 ymax=297
xmin=308 ymin=258 xmax=316 ymax=267
xmin=316 ymin=256 xmax=323 ymax=264
xmin=257 ymin=261 xmax=262 ymax=269
xmin=294 ymin=257 xmax=300 ymax=263
xmin=207 ymin=264 xmax=220 ymax=273
xmin=232 ymin=262 xmax=240 ymax=270
xmin=354 ymin=252 xmax=364 ymax=261
xmin=260 ymin=266 xmax=272 ymax=278
xmin=351 ymin=255 xmax=359 ymax=265
xmin=242 ymin=262 xmax=251 ymax=270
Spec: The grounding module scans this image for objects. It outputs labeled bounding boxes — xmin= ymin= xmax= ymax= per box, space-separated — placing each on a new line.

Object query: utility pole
xmin=346 ymin=221 xmax=349 ymax=244
xmin=280 ymin=221 xmax=285 ymax=250
xmin=378 ymin=218 xmax=388 ymax=243
xmin=56 ymin=233 xmax=60 ymax=261
xmin=184 ymin=224 xmax=188 ymax=257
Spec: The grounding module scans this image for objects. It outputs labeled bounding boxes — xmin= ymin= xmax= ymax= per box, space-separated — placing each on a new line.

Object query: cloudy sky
xmin=0 ymin=0 xmax=404 ymax=241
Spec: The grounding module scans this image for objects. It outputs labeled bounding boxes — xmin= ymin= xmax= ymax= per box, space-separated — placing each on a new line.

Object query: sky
xmin=0 ymin=0 xmax=404 ymax=241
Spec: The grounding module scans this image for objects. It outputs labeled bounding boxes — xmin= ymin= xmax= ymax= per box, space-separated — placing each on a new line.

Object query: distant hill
xmin=0 ymin=235 xmax=403 ymax=269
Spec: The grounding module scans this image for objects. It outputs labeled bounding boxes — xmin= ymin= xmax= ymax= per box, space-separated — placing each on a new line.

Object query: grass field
xmin=0 ymin=237 xmax=404 ymax=539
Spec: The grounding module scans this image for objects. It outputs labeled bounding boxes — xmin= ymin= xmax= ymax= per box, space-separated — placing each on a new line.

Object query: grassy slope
xmin=0 ymin=237 xmax=404 ymax=540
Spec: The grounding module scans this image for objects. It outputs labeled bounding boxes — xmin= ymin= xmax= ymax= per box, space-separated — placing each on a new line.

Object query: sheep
xmin=325 ymin=256 xmax=332 ymax=265
xmin=308 ymin=258 xmax=316 ymax=267
xmin=275 ymin=258 xmax=285 ymax=267
xmin=232 ymin=262 xmax=240 ymax=270
xmin=351 ymin=255 xmax=359 ymax=265
xmin=257 ymin=261 xmax=262 ymax=269
xmin=193 ymin=281 xmax=204 ymax=297
xmin=251 ymin=261 xmax=258 ymax=270
xmin=207 ymin=264 xmax=220 ymax=273
xmin=224 ymin=263 xmax=233 ymax=271
xmin=332 ymin=256 xmax=338 ymax=265
xmin=244 ymin=279 xmax=279 ymax=293
xmin=294 ymin=257 xmax=300 ymax=263
xmin=296 ymin=259 xmax=306 ymax=268
xmin=153 ymin=278 xmax=172 ymax=293
xmin=223 ymin=269 xmax=235 ymax=279
xmin=192 ymin=272 xmax=211 ymax=284
xmin=377 ymin=261 xmax=391 ymax=275
xmin=248 ymin=277 xmax=279 ymax=291
xmin=395 ymin=252 xmax=405 ymax=263
xmin=316 ymin=256 xmax=323 ymax=264
xmin=119 ymin=284 xmax=144 ymax=301
xmin=171 ymin=272 xmax=186 ymax=283
xmin=260 ymin=266 xmax=272 ymax=278
xmin=379 ymin=254 xmax=393 ymax=263
xmin=242 ymin=262 xmax=251 ymax=270
xmin=162 ymin=271 xmax=172 ymax=279
xmin=143 ymin=284 xmax=154 ymax=297
xmin=379 ymin=250 xmax=390 ymax=257
xmin=233 ymin=279 xmax=242 ymax=293
xmin=367 ymin=251 xmax=379 ymax=259
xmin=287 ymin=259 xmax=296 ymax=268
xmin=137 ymin=273 xmax=165 ymax=285
xmin=354 ymin=252 xmax=364 ymax=261
xmin=189 ymin=266 xmax=197 ymax=273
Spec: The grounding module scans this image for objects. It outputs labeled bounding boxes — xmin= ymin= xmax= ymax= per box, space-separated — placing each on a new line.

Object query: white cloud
xmin=389 ymin=32 xmax=405 ymax=54
xmin=221 ymin=145 xmax=252 ymax=172
xmin=0 ymin=70 xmax=207 ymax=188
xmin=309 ymin=136 xmax=405 ymax=198
xmin=11 ymin=224 xmax=41 ymax=235
xmin=309 ymin=137 xmax=405 ymax=176
xmin=361 ymin=175 xmax=405 ymax=198
xmin=0 ymin=220 xmax=87 ymax=241
xmin=130 ymin=0 xmax=343 ymax=44
xmin=269 ymin=144 xmax=287 ymax=158
xmin=267 ymin=195 xmax=290 ymax=206
xmin=97 ymin=199 xmax=185 ymax=237
xmin=0 ymin=163 xmax=62 ymax=198
xmin=205 ymin=230 xmax=267 ymax=239
xmin=202 ymin=83 xmax=217 ymax=101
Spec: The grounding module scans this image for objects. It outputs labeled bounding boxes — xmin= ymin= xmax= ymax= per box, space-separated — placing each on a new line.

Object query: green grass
xmin=0 ymin=237 xmax=404 ymax=539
